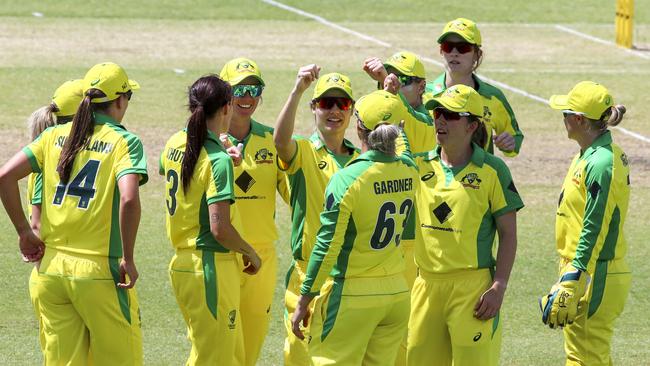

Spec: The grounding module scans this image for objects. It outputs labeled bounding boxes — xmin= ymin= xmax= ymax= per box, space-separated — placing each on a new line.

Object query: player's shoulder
xmin=475 ymin=75 xmax=510 ymax=104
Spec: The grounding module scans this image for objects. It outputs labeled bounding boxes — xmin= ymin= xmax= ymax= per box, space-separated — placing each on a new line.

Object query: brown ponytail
xmin=56 ymin=89 xmax=110 ymax=183
xmin=181 ymin=75 xmax=232 ymax=192
xmin=470 ymin=116 xmax=488 ymax=147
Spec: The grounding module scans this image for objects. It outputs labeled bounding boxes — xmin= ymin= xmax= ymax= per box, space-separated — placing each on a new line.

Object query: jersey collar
xmin=427 ymin=72 xmax=486 ymax=96
xmin=354 ymin=150 xmax=399 ymax=163
xmin=309 ymin=132 xmax=358 ymax=154
xmin=582 ymin=131 xmax=612 ymax=157
xmin=425 ymin=143 xmax=485 ymax=167
xmin=94 ymin=113 xmax=124 ymax=129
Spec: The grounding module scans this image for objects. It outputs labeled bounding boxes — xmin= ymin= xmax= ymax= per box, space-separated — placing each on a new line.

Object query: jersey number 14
xmin=52 ymin=159 xmax=100 ymax=209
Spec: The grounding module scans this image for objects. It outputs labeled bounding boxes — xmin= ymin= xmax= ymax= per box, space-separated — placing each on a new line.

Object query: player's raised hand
xmin=363 ymin=57 xmax=389 ymax=83
xmin=117 ymin=258 xmax=139 ymax=289
xmin=294 ymin=64 xmax=321 ymax=94
xmin=383 ymin=73 xmax=401 ymax=95
xmin=18 ymin=228 xmax=44 ymax=263
xmin=493 ymin=132 xmax=516 ymax=152
xmin=474 ymin=281 xmax=506 ymax=320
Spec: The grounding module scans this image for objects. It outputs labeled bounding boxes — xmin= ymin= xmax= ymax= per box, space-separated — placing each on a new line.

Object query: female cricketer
xmin=540 ymin=81 xmax=631 ymax=366
xmin=274 ymin=64 xmax=359 ymax=366
xmin=0 ymin=62 xmax=147 ymax=365
xmin=25 ymin=78 xmax=83 ymax=354
xmin=219 ymin=57 xmax=289 ymax=366
xmin=291 ymin=90 xmax=419 ymax=365
xmin=424 ymin=18 xmax=524 ymax=157
xmin=407 ymin=84 xmax=523 ymax=366
xmin=160 ymin=74 xmax=262 ymax=366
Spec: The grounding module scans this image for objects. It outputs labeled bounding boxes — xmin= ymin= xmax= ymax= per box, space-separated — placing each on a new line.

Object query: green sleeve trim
xmin=22 ymin=147 xmax=41 ymax=173
xmin=572 ymin=148 xmax=614 ymax=271
xmin=277 ymin=139 xmax=299 ymax=172
xmin=110 ymin=127 xmax=148 ymax=185
xmin=116 ymin=168 xmax=149 ymax=186
xmin=398 ymin=92 xmax=433 ymax=125
xmin=206 ymin=145 xmax=236 ymax=205
xmin=31 ymin=173 xmax=43 ymax=205
xmin=484 ymin=155 xmax=524 ymax=212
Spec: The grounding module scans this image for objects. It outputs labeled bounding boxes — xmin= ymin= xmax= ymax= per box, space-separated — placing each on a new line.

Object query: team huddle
xmin=0 ymin=18 xmax=631 ymax=366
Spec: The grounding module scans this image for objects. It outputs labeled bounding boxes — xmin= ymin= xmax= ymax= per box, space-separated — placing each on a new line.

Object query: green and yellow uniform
xmin=160 ymin=129 xmax=244 ymax=366
xmin=407 ymin=144 xmax=523 ymax=366
xmin=300 ymin=150 xmax=418 ymax=365
xmin=23 ymin=113 xmax=147 ymax=366
xmin=423 ymin=73 xmax=523 ymax=156
xmin=225 ymin=120 xmax=289 ymax=365
xmin=555 ymin=131 xmax=631 ymax=366
xmin=279 ymin=133 xmax=359 ymax=366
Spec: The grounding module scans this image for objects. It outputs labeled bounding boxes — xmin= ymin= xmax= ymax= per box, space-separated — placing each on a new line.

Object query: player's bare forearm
xmin=274 ymin=89 xmax=301 ymax=163
xmin=0 ymin=152 xmax=35 ymax=234
xmin=494 ymin=211 xmax=517 ymax=288
xmin=208 ymin=202 xmax=256 ymax=257
xmin=118 ymin=174 xmax=141 ymax=261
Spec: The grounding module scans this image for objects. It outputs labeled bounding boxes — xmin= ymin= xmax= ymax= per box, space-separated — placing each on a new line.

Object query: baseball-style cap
xmin=52 ymin=79 xmax=83 ymax=117
xmin=549 ymin=81 xmax=614 ymax=120
xmin=219 ymin=57 xmax=265 ymax=86
xmin=437 ymin=18 xmax=482 ymax=46
xmin=384 ymin=51 xmax=426 ymax=79
xmin=312 ymin=72 xmax=354 ymax=100
xmin=82 ymin=62 xmax=140 ymax=104
xmin=425 ymin=84 xmax=484 ymax=117
xmin=355 ymin=90 xmax=409 ymax=130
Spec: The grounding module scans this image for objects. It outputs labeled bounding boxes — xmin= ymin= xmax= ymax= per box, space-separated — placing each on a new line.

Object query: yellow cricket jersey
xmin=22 ymin=113 xmax=148 ymax=258
xmin=160 ymin=129 xmax=236 ymax=252
xmin=398 ymin=92 xmax=437 ymax=155
xmin=278 ymin=133 xmax=359 ymax=262
xmin=556 ymin=131 xmax=629 ymax=275
xmin=300 ymin=150 xmax=419 ymax=295
xmin=423 ymin=73 xmax=524 ymax=156
xmin=226 ymin=120 xmax=288 ymax=247
xmin=414 ymin=144 xmax=524 ymax=273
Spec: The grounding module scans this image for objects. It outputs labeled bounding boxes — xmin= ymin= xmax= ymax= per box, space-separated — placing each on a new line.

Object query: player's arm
xmin=0 ymin=150 xmax=44 ymax=262
xmin=274 ymin=64 xmax=320 ymax=164
xmin=492 ymin=96 xmax=523 ymax=156
xmin=207 ymin=201 xmax=261 ymax=274
xmin=292 ymin=177 xmax=353 ymax=340
xmin=474 ymin=211 xmax=517 ymax=320
xmin=276 ymin=170 xmax=290 ymax=205
xmin=117 ymin=174 xmax=141 ymax=289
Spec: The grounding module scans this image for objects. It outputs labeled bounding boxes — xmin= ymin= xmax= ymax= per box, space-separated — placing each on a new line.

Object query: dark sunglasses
xmin=233 ymin=84 xmax=264 ymax=98
xmin=440 ymin=41 xmax=474 ymax=54
xmin=315 ymin=97 xmax=353 ymax=111
xmin=433 ymin=107 xmax=471 ymax=121
xmin=397 ymin=74 xmax=425 ymax=86
xmin=118 ymin=90 xmax=133 ymax=101
xmin=562 ymin=109 xmax=585 ymax=118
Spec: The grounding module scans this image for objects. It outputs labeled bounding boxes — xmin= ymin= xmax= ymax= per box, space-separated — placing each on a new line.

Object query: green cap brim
xmin=437 ymin=31 xmax=476 ymax=44
xmin=314 ymin=86 xmax=354 ymax=101
xmin=229 ymin=75 xmax=265 ymax=87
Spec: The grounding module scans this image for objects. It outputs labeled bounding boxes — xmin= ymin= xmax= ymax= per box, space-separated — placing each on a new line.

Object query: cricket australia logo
xmin=228 ymin=310 xmax=237 ymax=329
xmin=572 ymin=169 xmax=582 ymax=185
xmin=620 ymin=153 xmax=629 ymax=167
xmin=482 ymin=106 xmax=492 ymax=124
xmin=236 ymin=61 xmax=255 ymax=73
xmin=254 ymin=148 xmax=274 ymax=164
xmin=460 ymin=172 xmax=482 ymax=189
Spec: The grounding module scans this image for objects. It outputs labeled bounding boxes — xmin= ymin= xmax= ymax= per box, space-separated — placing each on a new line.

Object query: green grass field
xmin=1 ymin=1 xmax=649 ymax=364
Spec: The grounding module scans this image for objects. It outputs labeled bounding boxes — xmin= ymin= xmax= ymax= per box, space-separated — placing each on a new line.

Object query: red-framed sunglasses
xmin=440 ymin=41 xmax=474 ymax=54
xmin=314 ymin=97 xmax=353 ymax=111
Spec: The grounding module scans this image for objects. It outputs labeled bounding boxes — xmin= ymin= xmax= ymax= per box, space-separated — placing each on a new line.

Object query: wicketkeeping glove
xmin=539 ymin=263 xmax=590 ymax=329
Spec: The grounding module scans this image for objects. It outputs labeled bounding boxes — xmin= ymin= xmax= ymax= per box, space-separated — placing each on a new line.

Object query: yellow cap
xmin=549 ymin=81 xmax=614 ymax=120
xmin=425 ymin=84 xmax=484 ymax=117
xmin=312 ymin=72 xmax=354 ymax=100
xmin=355 ymin=90 xmax=409 ymax=130
xmin=82 ymin=62 xmax=139 ymax=104
xmin=384 ymin=51 xmax=426 ymax=79
xmin=219 ymin=57 xmax=265 ymax=86
xmin=437 ymin=18 xmax=482 ymax=46
xmin=52 ymin=79 xmax=83 ymax=117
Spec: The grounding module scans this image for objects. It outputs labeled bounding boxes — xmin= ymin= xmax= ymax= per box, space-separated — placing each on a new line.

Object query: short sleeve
xmin=115 ymin=133 xmax=149 ymax=185
xmin=22 ymin=130 xmax=48 ymax=174
xmin=488 ymin=157 xmax=524 ymax=217
xmin=278 ymin=137 xmax=307 ymax=174
xmin=205 ymin=150 xmax=235 ymax=205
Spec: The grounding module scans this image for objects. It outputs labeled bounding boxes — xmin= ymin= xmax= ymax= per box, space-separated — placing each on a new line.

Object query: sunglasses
xmin=232 ymin=84 xmax=264 ymax=98
xmin=562 ymin=109 xmax=585 ymax=118
xmin=433 ymin=107 xmax=471 ymax=121
xmin=315 ymin=97 xmax=353 ymax=111
xmin=440 ymin=41 xmax=474 ymax=54
xmin=397 ymin=75 xmax=425 ymax=86
xmin=118 ymin=90 xmax=133 ymax=101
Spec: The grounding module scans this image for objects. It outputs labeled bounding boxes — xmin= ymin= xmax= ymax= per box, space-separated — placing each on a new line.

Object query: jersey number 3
xmin=166 ymin=169 xmax=179 ymax=215
xmin=53 ymin=160 xmax=100 ymax=209
xmin=370 ymin=199 xmax=414 ymax=249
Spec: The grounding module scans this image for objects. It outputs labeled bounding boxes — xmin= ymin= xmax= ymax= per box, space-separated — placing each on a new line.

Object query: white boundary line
xmin=261 ymin=0 xmax=650 ymax=143
xmin=554 ymin=25 xmax=650 ymax=60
